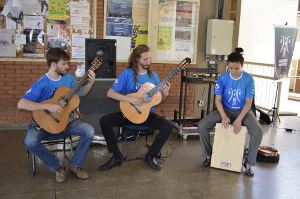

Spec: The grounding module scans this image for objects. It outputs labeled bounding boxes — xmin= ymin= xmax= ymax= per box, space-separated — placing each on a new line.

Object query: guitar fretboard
xmin=148 ymin=67 xmax=182 ymax=97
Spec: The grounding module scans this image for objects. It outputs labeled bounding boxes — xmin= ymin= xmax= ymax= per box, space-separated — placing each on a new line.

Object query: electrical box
xmin=206 ymin=19 xmax=234 ymax=55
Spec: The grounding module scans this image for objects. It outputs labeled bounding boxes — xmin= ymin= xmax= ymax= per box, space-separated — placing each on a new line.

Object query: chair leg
xmin=63 ymin=136 xmax=73 ymax=163
xmin=27 ymin=150 xmax=36 ymax=174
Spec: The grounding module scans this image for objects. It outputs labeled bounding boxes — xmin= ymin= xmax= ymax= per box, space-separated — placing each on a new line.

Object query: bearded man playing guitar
xmin=18 ymin=48 xmax=96 ymax=183
xmin=99 ymin=44 xmax=173 ymax=171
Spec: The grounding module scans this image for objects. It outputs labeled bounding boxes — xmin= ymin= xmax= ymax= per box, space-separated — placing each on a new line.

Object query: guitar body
xmin=32 ymin=86 xmax=80 ymax=134
xmin=120 ymin=82 xmax=162 ymax=124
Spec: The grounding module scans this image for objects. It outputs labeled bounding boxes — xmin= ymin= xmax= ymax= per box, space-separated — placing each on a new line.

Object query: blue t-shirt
xmin=111 ymin=68 xmax=160 ymax=112
xmin=22 ymin=73 xmax=81 ymax=102
xmin=214 ymin=71 xmax=255 ymax=110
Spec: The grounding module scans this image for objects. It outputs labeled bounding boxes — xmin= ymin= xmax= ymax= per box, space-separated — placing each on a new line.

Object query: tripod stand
xmin=267 ymin=82 xmax=281 ymax=124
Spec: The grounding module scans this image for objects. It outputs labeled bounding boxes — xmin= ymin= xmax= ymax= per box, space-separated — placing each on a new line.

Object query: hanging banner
xmin=274 ymin=25 xmax=298 ymax=80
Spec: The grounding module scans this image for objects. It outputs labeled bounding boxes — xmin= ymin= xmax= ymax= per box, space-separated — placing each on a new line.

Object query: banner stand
xmin=267 ymin=82 xmax=281 ymax=124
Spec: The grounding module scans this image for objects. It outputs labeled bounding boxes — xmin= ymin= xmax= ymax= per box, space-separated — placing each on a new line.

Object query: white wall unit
xmin=206 ymin=19 xmax=234 ymax=55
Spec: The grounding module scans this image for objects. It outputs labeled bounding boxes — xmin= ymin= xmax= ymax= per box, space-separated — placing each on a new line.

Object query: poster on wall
xmin=46 ymin=23 xmax=67 ymax=50
xmin=0 ymin=29 xmax=16 ymax=57
xmin=23 ymin=29 xmax=44 ymax=57
xmin=21 ymin=0 xmax=49 ymax=16
xmin=106 ymin=17 xmax=132 ymax=37
xmin=47 ymin=0 xmax=67 ymax=20
xmin=174 ymin=29 xmax=191 ymax=52
xmin=176 ymin=1 xmax=193 ymax=27
xmin=24 ymin=16 xmax=44 ymax=29
xmin=107 ymin=0 xmax=132 ymax=18
xmin=70 ymin=1 xmax=90 ymax=31
xmin=157 ymin=25 xmax=172 ymax=50
xmin=274 ymin=25 xmax=298 ymax=80
xmin=1 ymin=0 xmax=23 ymax=24
xmin=158 ymin=1 xmax=175 ymax=26
xmin=132 ymin=0 xmax=148 ymax=25
xmin=130 ymin=24 xmax=148 ymax=52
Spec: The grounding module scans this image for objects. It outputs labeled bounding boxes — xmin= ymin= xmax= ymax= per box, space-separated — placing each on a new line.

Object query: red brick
xmin=6 ymin=82 xmax=23 ymax=86
xmin=8 ymin=116 xmax=23 ymax=120
xmin=6 ymin=74 xmax=23 ymax=78
xmin=0 ymin=69 xmax=15 ymax=74
xmin=0 ymin=120 xmax=16 ymax=124
xmin=16 ymin=69 xmax=32 ymax=74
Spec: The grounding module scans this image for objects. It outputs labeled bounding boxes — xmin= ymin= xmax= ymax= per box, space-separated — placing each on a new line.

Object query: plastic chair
xmin=117 ymin=124 xmax=155 ymax=160
xmin=26 ymin=124 xmax=74 ymax=174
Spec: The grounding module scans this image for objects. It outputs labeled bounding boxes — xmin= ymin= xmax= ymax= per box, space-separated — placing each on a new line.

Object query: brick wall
xmin=0 ymin=0 xmax=195 ymax=128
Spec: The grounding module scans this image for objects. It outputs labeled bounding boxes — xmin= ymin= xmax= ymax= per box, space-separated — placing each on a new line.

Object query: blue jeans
xmin=24 ymin=120 xmax=94 ymax=171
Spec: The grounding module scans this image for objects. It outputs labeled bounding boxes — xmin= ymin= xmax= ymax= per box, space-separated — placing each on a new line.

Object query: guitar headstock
xmin=178 ymin=57 xmax=191 ymax=70
xmin=90 ymin=57 xmax=104 ymax=71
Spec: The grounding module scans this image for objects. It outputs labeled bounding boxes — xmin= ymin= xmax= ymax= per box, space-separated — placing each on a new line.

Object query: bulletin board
xmin=0 ymin=0 xmax=96 ymax=60
xmin=103 ymin=0 xmax=199 ymax=64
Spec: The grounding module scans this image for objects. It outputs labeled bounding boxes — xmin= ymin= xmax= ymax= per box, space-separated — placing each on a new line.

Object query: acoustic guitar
xmin=120 ymin=57 xmax=191 ymax=124
xmin=32 ymin=57 xmax=103 ymax=134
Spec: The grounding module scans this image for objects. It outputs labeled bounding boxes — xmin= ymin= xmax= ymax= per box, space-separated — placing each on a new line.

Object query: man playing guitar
xmin=18 ymin=47 xmax=96 ymax=183
xmin=98 ymin=44 xmax=173 ymax=171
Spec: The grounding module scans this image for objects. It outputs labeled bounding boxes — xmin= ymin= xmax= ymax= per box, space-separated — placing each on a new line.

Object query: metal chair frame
xmin=117 ymin=124 xmax=155 ymax=160
xmin=27 ymin=135 xmax=74 ymax=174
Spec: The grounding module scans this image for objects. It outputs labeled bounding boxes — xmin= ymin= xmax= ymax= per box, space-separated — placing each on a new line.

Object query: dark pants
xmin=100 ymin=112 xmax=173 ymax=158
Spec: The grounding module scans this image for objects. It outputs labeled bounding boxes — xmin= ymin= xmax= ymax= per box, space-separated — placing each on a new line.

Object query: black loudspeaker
xmin=85 ymin=39 xmax=116 ymax=78
xmin=79 ymin=80 xmax=120 ymax=134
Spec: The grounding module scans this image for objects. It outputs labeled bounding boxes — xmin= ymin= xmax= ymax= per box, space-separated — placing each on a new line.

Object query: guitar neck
xmin=148 ymin=67 xmax=181 ymax=97
xmin=64 ymin=73 xmax=90 ymax=101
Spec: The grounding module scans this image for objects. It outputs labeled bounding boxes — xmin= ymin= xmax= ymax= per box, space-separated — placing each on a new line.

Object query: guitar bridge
xmin=44 ymin=110 xmax=60 ymax=123
xmin=129 ymin=102 xmax=142 ymax=114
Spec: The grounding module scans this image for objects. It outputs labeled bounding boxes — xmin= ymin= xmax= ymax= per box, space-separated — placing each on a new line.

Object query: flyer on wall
xmin=158 ymin=1 xmax=175 ymax=26
xmin=23 ymin=28 xmax=44 ymax=57
xmin=130 ymin=24 xmax=148 ymax=52
xmin=176 ymin=1 xmax=193 ymax=27
xmin=132 ymin=0 xmax=148 ymax=25
xmin=70 ymin=1 xmax=90 ymax=31
xmin=47 ymin=0 xmax=67 ymax=20
xmin=107 ymin=0 xmax=132 ymax=18
xmin=0 ymin=29 xmax=16 ymax=57
xmin=24 ymin=16 xmax=44 ymax=29
xmin=106 ymin=17 xmax=132 ymax=37
xmin=157 ymin=25 xmax=173 ymax=50
xmin=20 ymin=0 xmax=47 ymax=16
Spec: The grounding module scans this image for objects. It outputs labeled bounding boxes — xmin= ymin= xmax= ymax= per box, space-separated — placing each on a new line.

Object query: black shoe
xmin=243 ymin=163 xmax=254 ymax=176
xmin=203 ymin=158 xmax=211 ymax=166
xmin=98 ymin=157 xmax=122 ymax=171
xmin=144 ymin=155 xmax=161 ymax=170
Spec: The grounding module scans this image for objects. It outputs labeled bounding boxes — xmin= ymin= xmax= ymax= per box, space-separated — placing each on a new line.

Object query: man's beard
xmin=55 ymin=68 xmax=67 ymax=76
xmin=142 ymin=64 xmax=150 ymax=70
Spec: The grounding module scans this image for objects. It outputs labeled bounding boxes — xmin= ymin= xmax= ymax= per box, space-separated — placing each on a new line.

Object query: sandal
xmin=243 ymin=163 xmax=254 ymax=176
xmin=203 ymin=157 xmax=211 ymax=166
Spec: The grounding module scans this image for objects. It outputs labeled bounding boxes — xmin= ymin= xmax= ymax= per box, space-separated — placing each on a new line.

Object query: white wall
xmin=238 ymin=0 xmax=298 ymax=64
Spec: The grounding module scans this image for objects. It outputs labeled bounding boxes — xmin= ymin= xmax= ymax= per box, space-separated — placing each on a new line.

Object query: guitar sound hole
xmin=142 ymin=92 xmax=152 ymax=102
xmin=59 ymin=97 xmax=68 ymax=107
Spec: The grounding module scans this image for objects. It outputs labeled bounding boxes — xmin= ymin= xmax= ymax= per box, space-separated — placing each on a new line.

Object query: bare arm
xmin=215 ymin=95 xmax=230 ymax=129
xmin=18 ymin=98 xmax=62 ymax=113
xmin=107 ymin=88 xmax=144 ymax=106
xmin=232 ymin=97 xmax=253 ymax=134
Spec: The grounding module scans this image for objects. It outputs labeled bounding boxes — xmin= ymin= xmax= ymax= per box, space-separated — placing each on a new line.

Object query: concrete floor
xmin=1 ymin=116 xmax=300 ymax=199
